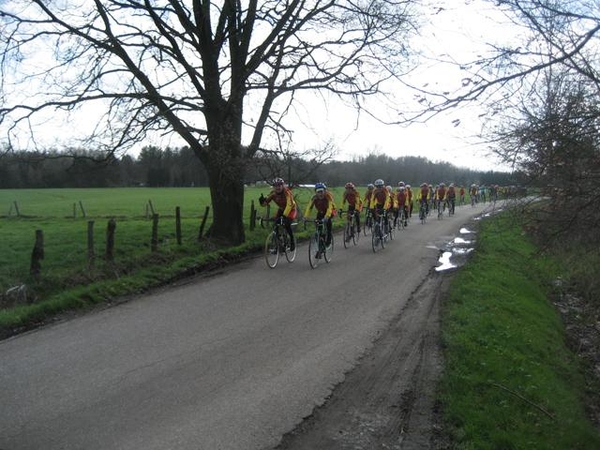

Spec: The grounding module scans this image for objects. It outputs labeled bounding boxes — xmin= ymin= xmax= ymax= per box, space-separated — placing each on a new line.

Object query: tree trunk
xmin=205 ymin=162 xmax=246 ymax=245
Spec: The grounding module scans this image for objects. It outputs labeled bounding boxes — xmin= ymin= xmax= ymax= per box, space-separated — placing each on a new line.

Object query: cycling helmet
xmin=406 ymin=184 xmax=411 ymax=189
xmin=386 ymin=185 xmax=393 ymax=193
xmin=314 ymin=182 xmax=326 ymax=191
xmin=367 ymin=183 xmax=375 ymax=190
xmin=439 ymin=182 xmax=446 ymax=187
xmin=398 ymin=181 xmax=405 ymax=187
xmin=420 ymin=182 xmax=427 ymax=187
xmin=345 ymin=182 xmax=355 ymax=189
xmin=272 ymin=177 xmax=284 ymax=186
xmin=398 ymin=186 xmax=405 ymax=191
xmin=374 ymin=179 xmax=385 ymax=187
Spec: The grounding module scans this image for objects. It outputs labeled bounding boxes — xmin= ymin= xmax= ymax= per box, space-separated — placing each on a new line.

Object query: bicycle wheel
xmin=388 ymin=218 xmax=395 ymax=240
xmin=364 ymin=215 xmax=372 ymax=236
xmin=284 ymin=234 xmax=296 ymax=262
xmin=324 ymin=235 xmax=333 ymax=263
xmin=308 ymin=233 xmax=320 ymax=269
xmin=352 ymin=217 xmax=359 ymax=245
xmin=371 ymin=223 xmax=384 ymax=253
xmin=265 ymin=232 xmax=280 ymax=268
xmin=343 ymin=222 xmax=351 ymax=249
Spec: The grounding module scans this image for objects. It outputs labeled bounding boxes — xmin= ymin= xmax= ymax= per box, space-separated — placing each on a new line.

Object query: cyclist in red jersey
xmin=396 ymin=185 xmax=409 ymax=227
xmin=341 ymin=182 xmax=363 ymax=232
xmin=259 ymin=177 xmax=297 ymax=250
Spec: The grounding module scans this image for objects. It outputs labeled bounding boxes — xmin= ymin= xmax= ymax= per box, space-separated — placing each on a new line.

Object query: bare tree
xmin=0 ymin=0 xmax=417 ymax=244
xmin=403 ymin=1 xmax=600 ymax=122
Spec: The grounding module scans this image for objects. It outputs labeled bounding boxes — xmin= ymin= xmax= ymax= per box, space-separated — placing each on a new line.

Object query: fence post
xmin=148 ymin=200 xmax=156 ymax=216
xmin=151 ymin=213 xmax=159 ymax=252
xmin=87 ymin=220 xmax=95 ymax=270
xmin=14 ymin=201 xmax=20 ymax=217
xmin=79 ymin=201 xmax=87 ymax=218
xmin=175 ymin=207 xmax=182 ymax=245
xmin=30 ymin=229 xmax=44 ymax=281
xmin=250 ymin=200 xmax=256 ymax=230
xmin=106 ymin=218 xmax=116 ymax=261
xmin=198 ymin=206 xmax=210 ymax=240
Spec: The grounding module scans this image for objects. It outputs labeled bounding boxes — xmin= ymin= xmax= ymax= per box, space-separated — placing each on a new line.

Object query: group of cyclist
xmin=259 ymin=177 xmax=483 ymax=251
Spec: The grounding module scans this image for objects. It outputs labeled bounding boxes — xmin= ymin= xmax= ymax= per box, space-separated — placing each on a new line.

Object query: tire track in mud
xmin=275 ymin=269 xmax=451 ymax=450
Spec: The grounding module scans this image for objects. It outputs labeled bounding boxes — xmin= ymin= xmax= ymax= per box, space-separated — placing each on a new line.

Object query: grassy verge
xmin=440 ymin=212 xmax=600 ymax=449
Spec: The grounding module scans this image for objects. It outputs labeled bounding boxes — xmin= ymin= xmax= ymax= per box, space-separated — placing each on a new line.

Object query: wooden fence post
xmin=148 ymin=200 xmax=156 ymax=216
xmin=250 ymin=200 xmax=256 ymax=230
xmin=79 ymin=201 xmax=87 ymax=218
xmin=198 ymin=206 xmax=210 ymax=240
xmin=14 ymin=201 xmax=20 ymax=217
xmin=175 ymin=207 xmax=182 ymax=245
xmin=30 ymin=229 xmax=44 ymax=281
xmin=106 ymin=218 xmax=116 ymax=261
xmin=151 ymin=213 xmax=159 ymax=251
xmin=87 ymin=220 xmax=95 ymax=270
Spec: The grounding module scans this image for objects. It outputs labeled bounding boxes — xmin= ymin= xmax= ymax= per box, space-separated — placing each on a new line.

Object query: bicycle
xmin=339 ymin=209 xmax=360 ymax=248
xmin=437 ymin=199 xmax=445 ymax=220
xmin=418 ymin=200 xmax=427 ymax=224
xmin=396 ymin=206 xmax=407 ymax=230
xmin=447 ymin=197 xmax=456 ymax=216
xmin=263 ymin=216 xmax=297 ymax=269
xmin=305 ymin=219 xmax=333 ymax=268
xmin=371 ymin=210 xmax=389 ymax=253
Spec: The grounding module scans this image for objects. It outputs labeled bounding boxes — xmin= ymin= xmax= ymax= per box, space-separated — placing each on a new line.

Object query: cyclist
xmin=386 ymin=185 xmax=397 ymax=224
xmin=436 ymin=182 xmax=448 ymax=212
xmin=459 ymin=185 xmax=466 ymax=206
xmin=417 ymin=182 xmax=430 ymax=215
xmin=363 ymin=183 xmax=375 ymax=229
xmin=259 ymin=177 xmax=297 ymax=251
xmin=470 ymin=183 xmax=478 ymax=204
xmin=447 ymin=183 xmax=457 ymax=213
xmin=341 ymin=182 xmax=362 ymax=234
xmin=304 ymin=182 xmax=335 ymax=248
xmin=369 ymin=179 xmax=391 ymax=225
xmin=396 ymin=185 xmax=409 ymax=227
xmin=406 ymin=184 xmax=414 ymax=217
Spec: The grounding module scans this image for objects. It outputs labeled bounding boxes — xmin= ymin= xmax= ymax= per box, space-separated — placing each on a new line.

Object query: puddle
xmin=435 ymin=230 xmax=477 ymax=272
xmin=436 ymin=251 xmax=457 ymax=271
xmin=453 ymin=237 xmax=472 ymax=245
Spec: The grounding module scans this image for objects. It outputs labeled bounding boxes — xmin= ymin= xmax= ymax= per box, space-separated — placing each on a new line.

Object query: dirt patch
xmin=553 ymin=290 xmax=600 ymax=429
xmin=275 ymin=269 xmax=453 ymax=450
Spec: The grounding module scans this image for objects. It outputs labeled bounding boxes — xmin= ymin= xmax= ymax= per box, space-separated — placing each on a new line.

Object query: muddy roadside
xmin=275 ymin=267 xmax=453 ymax=450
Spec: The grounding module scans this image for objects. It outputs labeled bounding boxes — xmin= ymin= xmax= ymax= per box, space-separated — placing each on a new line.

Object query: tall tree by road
xmin=0 ymin=0 xmax=417 ymax=244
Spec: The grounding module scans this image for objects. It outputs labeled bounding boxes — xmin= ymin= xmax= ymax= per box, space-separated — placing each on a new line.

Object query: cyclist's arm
xmin=303 ymin=199 xmax=314 ymax=219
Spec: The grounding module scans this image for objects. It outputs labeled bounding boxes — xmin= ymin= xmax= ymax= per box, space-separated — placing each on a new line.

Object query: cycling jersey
xmin=436 ymin=187 xmax=447 ymax=201
xmin=369 ymin=187 xmax=391 ymax=210
xmin=264 ymin=187 xmax=297 ymax=219
xmin=305 ymin=191 xmax=335 ymax=219
xmin=342 ymin=189 xmax=363 ymax=210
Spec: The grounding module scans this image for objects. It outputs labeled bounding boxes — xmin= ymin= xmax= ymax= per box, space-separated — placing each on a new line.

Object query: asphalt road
xmin=0 ymin=201 xmax=495 ymax=450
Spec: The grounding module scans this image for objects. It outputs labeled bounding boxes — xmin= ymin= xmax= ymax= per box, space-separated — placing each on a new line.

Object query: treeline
xmin=0 ymin=146 xmax=519 ymax=189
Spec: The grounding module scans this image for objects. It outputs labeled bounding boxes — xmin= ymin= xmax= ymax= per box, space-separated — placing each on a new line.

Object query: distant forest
xmin=0 ymin=146 xmax=522 ymax=189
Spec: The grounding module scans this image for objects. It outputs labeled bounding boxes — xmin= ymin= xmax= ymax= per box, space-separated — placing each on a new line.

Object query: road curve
xmin=0 ymin=201 xmax=497 ymax=450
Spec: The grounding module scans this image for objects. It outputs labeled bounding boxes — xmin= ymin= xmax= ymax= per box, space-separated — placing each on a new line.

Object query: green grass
xmin=441 ymin=212 xmax=600 ymax=449
xmin=0 ymin=186 xmax=344 ymax=334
